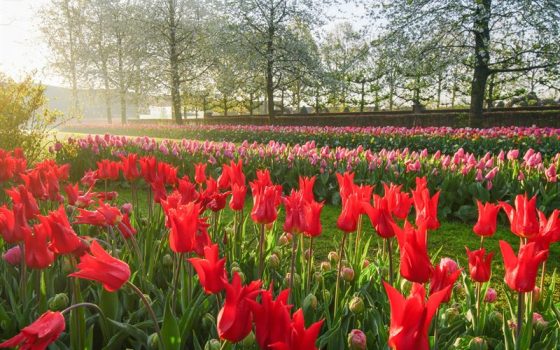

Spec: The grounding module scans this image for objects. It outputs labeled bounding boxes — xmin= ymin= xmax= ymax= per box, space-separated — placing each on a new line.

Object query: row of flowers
xmin=52 ymin=134 xmax=560 ymax=217
xmin=61 ymin=123 xmax=560 ymax=156
xmin=0 ymin=146 xmax=559 ymax=349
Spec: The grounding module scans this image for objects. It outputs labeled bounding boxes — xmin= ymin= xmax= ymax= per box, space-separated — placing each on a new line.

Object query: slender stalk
xmin=433 ymin=308 xmax=440 ymax=350
xmin=334 ymin=233 xmax=348 ymax=316
xmin=354 ymin=215 xmax=362 ymax=265
xmin=516 ymin=291 xmax=524 ymax=348
xmin=220 ymin=340 xmax=228 ymax=350
xmin=171 ymin=253 xmax=181 ymax=313
xmin=19 ymin=243 xmax=27 ymax=300
xmin=388 ymin=238 xmax=394 ymax=285
xmin=480 ymin=236 xmax=484 ymax=249
xmin=289 ymin=233 xmax=298 ymax=304
xmin=257 ymin=224 xmax=266 ymax=278
xmin=306 ymin=236 xmax=314 ymax=292
xmin=475 ymin=282 xmax=482 ymax=334
xmin=539 ymin=261 xmax=546 ymax=294
xmin=126 ymin=281 xmax=165 ymax=350
xmin=61 ymin=302 xmax=110 ymax=341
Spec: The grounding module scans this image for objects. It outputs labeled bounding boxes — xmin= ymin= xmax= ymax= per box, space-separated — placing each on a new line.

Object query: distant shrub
xmin=0 ymin=74 xmax=64 ymax=162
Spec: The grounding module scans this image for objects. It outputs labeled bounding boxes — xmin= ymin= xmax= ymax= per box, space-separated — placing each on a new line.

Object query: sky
xmin=0 ymin=0 xmax=368 ymax=87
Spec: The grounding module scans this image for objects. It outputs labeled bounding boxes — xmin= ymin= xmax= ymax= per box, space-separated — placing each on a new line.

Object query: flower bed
xmin=0 ymin=143 xmax=559 ymax=349
xmin=61 ymin=123 xmax=560 ymax=157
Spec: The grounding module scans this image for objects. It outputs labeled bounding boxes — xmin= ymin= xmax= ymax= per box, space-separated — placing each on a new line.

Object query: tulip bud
xmin=488 ymin=311 xmax=503 ymax=329
xmin=148 ymin=333 xmax=159 ymax=349
xmin=304 ymin=293 xmax=318 ymax=311
xmin=279 ymin=233 xmax=291 ymax=246
xmin=285 ymin=273 xmax=301 ymax=288
xmin=533 ymin=286 xmax=541 ymax=303
xmin=442 ymin=307 xmax=460 ymax=324
xmin=507 ymin=319 xmax=517 ymax=330
xmin=162 ymin=254 xmax=173 ymax=267
xmin=231 ymin=265 xmax=242 ymax=275
xmin=242 ymin=331 xmax=256 ymax=346
xmin=47 ymin=293 xmax=69 ymax=311
xmin=304 ymin=248 xmax=313 ymax=261
xmin=533 ymin=313 xmax=548 ymax=329
xmin=267 ymin=253 xmax=280 ymax=269
xmin=362 ymin=259 xmax=370 ymax=268
xmin=313 ymin=271 xmax=323 ymax=284
xmin=341 ymin=267 xmax=355 ymax=282
xmin=236 ymin=271 xmax=246 ymax=283
xmin=349 ymin=296 xmax=365 ymax=314
xmin=2 ymin=246 xmax=22 ymax=266
xmin=468 ymin=337 xmax=488 ymax=350
xmin=204 ymin=339 xmax=221 ymax=350
xmin=121 ymin=203 xmax=133 ymax=215
xmin=320 ymin=261 xmax=331 ymax=271
xmin=322 ymin=290 xmax=331 ymax=302
xmin=347 ymin=329 xmax=367 ymax=350
xmin=439 ymin=257 xmax=459 ymax=274
xmin=328 ymin=251 xmax=339 ymax=264
xmin=484 ymin=288 xmax=497 ymax=303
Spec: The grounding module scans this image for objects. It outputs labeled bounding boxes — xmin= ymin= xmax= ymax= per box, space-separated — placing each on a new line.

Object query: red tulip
xmin=383 ymin=281 xmax=450 ymax=350
xmin=363 ymin=195 xmax=397 ymax=238
xmin=412 ymin=177 xmax=440 ymax=230
xmin=218 ymin=160 xmax=245 ymax=189
xmin=253 ymin=169 xmax=273 ymax=188
xmin=116 ymin=213 xmax=137 ymax=239
xmin=6 ymin=185 xmax=39 ymax=221
xmin=150 ymin=177 xmax=168 ymax=204
xmin=393 ymin=221 xmax=433 ymax=283
xmin=250 ymin=286 xmax=292 ymax=349
xmin=96 ymin=159 xmax=121 ymax=181
xmin=0 ymin=205 xmax=19 ymax=243
xmin=251 ymin=184 xmax=282 ymax=225
xmin=473 ymin=201 xmax=500 ymax=237
xmin=201 ymin=178 xmax=230 ymax=212
xmin=337 ymin=193 xmax=361 ymax=233
xmin=167 ymin=202 xmax=210 ymax=255
xmin=178 ymin=177 xmax=200 ymax=203
xmin=24 ymin=224 xmax=55 ymax=269
xmin=64 ymin=183 xmax=79 ymax=206
xmin=283 ymin=190 xmax=306 ymax=234
xmin=466 ymin=247 xmax=494 ymax=283
xmin=69 ymin=240 xmax=130 ymax=292
xmin=501 ymin=194 xmax=539 ymax=239
xmin=229 ymin=184 xmax=247 ymax=211
xmin=157 ymin=161 xmax=178 ymax=186
xmin=299 ymin=176 xmax=316 ymax=203
xmin=81 ymin=170 xmax=98 ymax=188
xmin=217 ymin=273 xmax=262 ymax=342
xmin=303 ymin=201 xmax=323 ymax=237
xmin=336 ymin=171 xmax=356 ymax=204
xmin=499 ymin=240 xmax=548 ymax=292
xmin=39 ymin=206 xmax=81 ymax=254
xmin=383 ymin=183 xmax=413 ymax=219
xmin=429 ymin=262 xmax=461 ymax=303
xmin=0 ymin=310 xmax=65 ymax=350
xmin=139 ymin=156 xmax=157 ymax=183
xmin=194 ymin=163 xmax=207 ymax=184
xmin=75 ymin=202 xmax=123 ymax=226
xmin=187 ymin=244 xmax=227 ymax=294
xmin=44 ymin=170 xmax=63 ymax=202
xmin=0 ymin=150 xmax=16 ymax=183
xmin=269 ymin=309 xmax=323 ymax=350
xmin=529 ymin=209 xmax=560 ymax=250
xmin=20 ymin=171 xmax=48 ymax=200
xmin=120 ymin=153 xmax=140 ymax=181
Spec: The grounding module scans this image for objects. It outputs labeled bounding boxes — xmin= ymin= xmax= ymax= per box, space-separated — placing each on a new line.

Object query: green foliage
xmin=0 ymin=74 xmax=62 ymax=162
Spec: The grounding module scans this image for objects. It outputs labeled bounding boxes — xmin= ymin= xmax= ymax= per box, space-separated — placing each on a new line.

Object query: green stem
xmin=171 ymin=253 xmax=181 ymax=314
xmin=516 ymin=292 xmax=524 ymax=349
xmin=334 ymin=233 xmax=348 ymax=316
xmin=388 ymin=238 xmax=394 ymax=285
xmin=126 ymin=281 xmax=165 ymax=350
xmin=433 ymin=308 xmax=440 ymax=350
xmin=258 ymin=224 xmax=266 ymax=278
xmin=289 ymin=233 xmax=298 ymax=304
xmin=306 ymin=236 xmax=314 ymax=293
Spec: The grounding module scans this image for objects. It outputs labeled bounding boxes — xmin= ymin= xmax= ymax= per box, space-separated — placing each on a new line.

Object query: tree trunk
xmin=486 ymin=73 xmax=495 ymax=110
xmin=280 ymin=89 xmax=285 ymax=114
xmin=168 ymin=0 xmax=182 ymax=124
xmin=360 ymin=80 xmax=365 ymax=112
xmin=117 ymin=35 xmax=127 ymax=124
xmin=102 ymin=61 xmax=112 ymax=124
xmin=436 ymin=74 xmax=442 ymax=108
xmin=469 ymin=0 xmax=492 ymax=128
xmin=315 ymin=87 xmax=320 ymax=115
xmin=266 ymin=14 xmax=275 ymax=120
xmin=249 ymin=92 xmax=254 ymax=116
